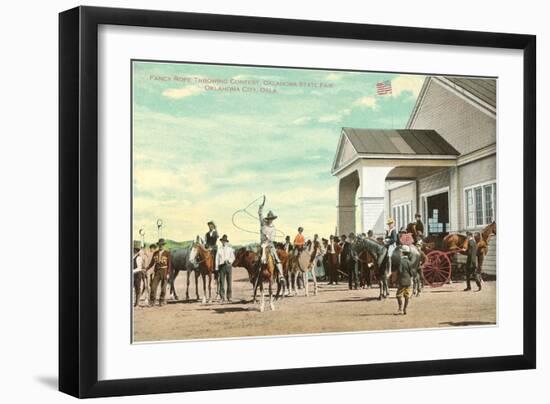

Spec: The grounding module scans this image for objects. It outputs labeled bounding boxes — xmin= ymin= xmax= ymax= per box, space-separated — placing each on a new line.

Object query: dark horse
xmin=168 ymin=247 xmax=201 ymax=301
xmin=352 ymin=238 xmax=389 ymax=299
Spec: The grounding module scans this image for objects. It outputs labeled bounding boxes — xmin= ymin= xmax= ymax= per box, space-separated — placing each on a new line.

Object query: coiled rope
xmin=231 ymin=195 xmax=287 ymax=238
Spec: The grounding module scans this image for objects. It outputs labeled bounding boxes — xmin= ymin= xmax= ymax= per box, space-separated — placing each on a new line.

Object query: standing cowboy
xmin=464 ymin=231 xmax=482 ymax=291
xmin=146 ymin=238 xmax=171 ymax=306
xmin=326 ymin=235 xmax=337 ymax=285
xmin=215 ymin=234 xmax=235 ymax=303
xmin=258 ymin=196 xmax=284 ymax=280
xmin=342 ymin=233 xmax=359 ymax=290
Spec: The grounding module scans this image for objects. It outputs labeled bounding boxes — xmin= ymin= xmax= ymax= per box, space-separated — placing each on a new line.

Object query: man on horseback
xmin=258 ymin=196 xmax=284 ymax=280
xmin=293 ymin=227 xmax=305 ymax=255
xmin=384 ymin=218 xmax=399 ymax=271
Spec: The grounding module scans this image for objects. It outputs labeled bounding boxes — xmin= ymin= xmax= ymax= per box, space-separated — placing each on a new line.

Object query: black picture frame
xmin=59 ymin=6 xmax=536 ymax=398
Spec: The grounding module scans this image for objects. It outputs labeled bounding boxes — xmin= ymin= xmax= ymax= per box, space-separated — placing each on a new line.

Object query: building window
xmin=392 ymin=201 xmax=412 ymax=230
xmin=465 ymin=182 xmax=496 ymax=228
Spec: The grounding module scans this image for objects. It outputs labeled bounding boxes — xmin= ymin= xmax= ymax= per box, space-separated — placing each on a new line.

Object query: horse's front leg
xmin=259 ymin=282 xmax=265 ymax=312
xmin=171 ymin=269 xmax=179 ymax=300
xmin=311 ymin=267 xmax=318 ymax=296
xmin=207 ymin=273 xmax=212 ymax=303
xmin=304 ymin=271 xmax=309 ymax=297
xmin=201 ymin=274 xmax=207 ymax=304
xmin=269 ymin=280 xmax=275 ymax=311
xmin=194 ymin=270 xmax=200 ymax=300
xmin=185 ymin=269 xmax=191 ymax=301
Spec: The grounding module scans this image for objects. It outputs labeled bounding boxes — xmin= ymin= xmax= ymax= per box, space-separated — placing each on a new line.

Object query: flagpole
xmin=390 ymin=82 xmax=394 ymax=129
xmin=391 ymin=91 xmax=394 ymax=129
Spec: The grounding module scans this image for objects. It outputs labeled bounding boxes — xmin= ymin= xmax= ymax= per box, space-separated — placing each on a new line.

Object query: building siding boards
xmin=458 ymin=154 xmax=496 ymax=189
xmin=389 ymin=182 xmax=415 ymax=208
xmin=418 ymin=169 xmax=450 ymax=195
xmin=410 ymin=77 xmax=497 ymax=276
xmin=409 ymin=79 xmax=496 ymax=156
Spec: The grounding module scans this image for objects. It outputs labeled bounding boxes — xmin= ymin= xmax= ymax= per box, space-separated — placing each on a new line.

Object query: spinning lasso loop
xmin=231 ymin=196 xmax=287 ymax=239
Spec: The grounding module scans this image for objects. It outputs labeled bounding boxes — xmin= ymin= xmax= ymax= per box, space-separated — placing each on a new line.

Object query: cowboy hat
xmin=158 ymin=238 xmax=166 ymax=246
xmin=386 ymin=218 xmax=395 ymax=225
xmin=219 ymin=234 xmax=229 ymax=243
xmin=207 ymin=220 xmax=216 ymax=227
xmin=265 ymin=210 xmax=278 ymax=220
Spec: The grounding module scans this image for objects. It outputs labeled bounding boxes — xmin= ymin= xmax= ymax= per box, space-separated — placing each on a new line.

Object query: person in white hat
xmin=258 ymin=195 xmax=284 ymax=280
xmin=384 ymin=218 xmax=398 ymax=274
xmin=215 ymin=234 xmax=235 ymax=302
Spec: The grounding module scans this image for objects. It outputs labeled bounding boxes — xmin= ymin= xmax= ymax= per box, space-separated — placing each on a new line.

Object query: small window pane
xmin=475 ymin=187 xmax=483 ymax=226
xmin=466 ymin=189 xmax=474 ymax=228
xmin=484 ymin=185 xmax=494 ymax=223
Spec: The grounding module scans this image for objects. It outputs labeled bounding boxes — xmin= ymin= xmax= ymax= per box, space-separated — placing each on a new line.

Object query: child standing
xmin=396 ymin=245 xmax=413 ymax=315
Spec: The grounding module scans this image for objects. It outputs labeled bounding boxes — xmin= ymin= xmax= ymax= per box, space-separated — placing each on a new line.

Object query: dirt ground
xmin=133 ymin=267 xmax=496 ymax=342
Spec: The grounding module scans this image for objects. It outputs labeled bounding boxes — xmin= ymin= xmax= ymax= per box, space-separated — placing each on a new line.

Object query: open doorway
xmin=421 ymin=189 xmax=450 ymax=237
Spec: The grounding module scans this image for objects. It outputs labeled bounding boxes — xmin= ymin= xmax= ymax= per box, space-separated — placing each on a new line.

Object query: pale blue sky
xmin=132 ymin=61 xmax=425 ymax=244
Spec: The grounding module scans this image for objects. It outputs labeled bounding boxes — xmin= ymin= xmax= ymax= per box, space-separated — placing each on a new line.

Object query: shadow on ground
xmin=439 ymin=321 xmax=496 ymax=326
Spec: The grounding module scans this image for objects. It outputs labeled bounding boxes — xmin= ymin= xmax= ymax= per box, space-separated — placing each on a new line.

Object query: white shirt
xmin=215 ymin=244 xmax=236 ymax=269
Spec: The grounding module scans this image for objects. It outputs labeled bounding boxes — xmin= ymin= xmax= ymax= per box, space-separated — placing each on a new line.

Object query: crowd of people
xmin=134 ymin=203 xmax=486 ymax=315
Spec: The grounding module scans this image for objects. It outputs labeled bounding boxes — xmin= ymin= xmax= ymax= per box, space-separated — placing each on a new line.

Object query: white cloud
xmin=392 ymin=75 xmax=425 ymax=98
xmin=292 ymin=116 xmax=312 ymax=125
xmin=161 ymin=85 xmax=204 ymax=99
xmin=318 ymin=108 xmax=351 ymax=123
xmin=325 ymin=73 xmax=343 ymax=81
xmin=354 ymin=96 xmax=378 ymax=109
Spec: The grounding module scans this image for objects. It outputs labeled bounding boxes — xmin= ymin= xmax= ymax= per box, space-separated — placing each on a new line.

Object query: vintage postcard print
xmin=132 ymin=60 xmax=497 ymax=342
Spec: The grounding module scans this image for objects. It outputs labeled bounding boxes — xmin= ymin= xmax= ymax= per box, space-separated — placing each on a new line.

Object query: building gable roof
xmin=407 ymin=76 xmax=496 ymax=128
xmin=445 ymin=77 xmax=496 ymax=108
xmin=332 ymin=128 xmax=459 ymax=173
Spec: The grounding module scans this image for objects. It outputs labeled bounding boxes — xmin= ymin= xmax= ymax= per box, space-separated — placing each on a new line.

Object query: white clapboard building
xmin=332 ymin=76 xmax=496 ymax=275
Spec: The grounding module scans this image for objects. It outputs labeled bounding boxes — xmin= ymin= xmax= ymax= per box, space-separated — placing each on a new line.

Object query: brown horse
xmin=232 ymin=247 xmax=289 ymax=306
xmin=189 ymin=243 xmax=215 ymax=304
xmin=289 ymin=242 xmax=319 ymax=296
xmin=442 ymin=221 xmax=497 ymax=251
xmin=476 ymin=221 xmax=496 ymax=273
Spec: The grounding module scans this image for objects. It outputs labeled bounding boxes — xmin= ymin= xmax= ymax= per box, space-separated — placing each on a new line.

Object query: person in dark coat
xmin=342 ymin=233 xmax=359 ymax=290
xmin=464 ymin=231 xmax=482 ymax=291
xmin=205 ymin=221 xmax=219 ymax=252
xmin=414 ymin=213 xmax=424 ymax=236
xmin=396 ymin=245 xmax=413 ymax=315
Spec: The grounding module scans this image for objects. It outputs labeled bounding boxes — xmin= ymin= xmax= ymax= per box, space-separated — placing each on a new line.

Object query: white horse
xmin=289 ymin=242 xmax=319 ymax=296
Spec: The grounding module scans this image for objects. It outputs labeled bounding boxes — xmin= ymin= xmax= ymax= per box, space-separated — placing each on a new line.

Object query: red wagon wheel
xmin=422 ymin=250 xmax=452 ymax=287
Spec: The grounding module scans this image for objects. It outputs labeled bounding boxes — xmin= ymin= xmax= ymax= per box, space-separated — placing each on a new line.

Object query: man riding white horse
xmin=258 ymin=195 xmax=284 ymax=281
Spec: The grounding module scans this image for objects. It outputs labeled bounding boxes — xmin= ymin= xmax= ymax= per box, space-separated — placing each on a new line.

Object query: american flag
xmin=376 ymin=80 xmax=392 ymax=95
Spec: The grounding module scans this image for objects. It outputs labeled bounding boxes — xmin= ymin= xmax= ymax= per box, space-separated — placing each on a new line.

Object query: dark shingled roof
xmin=446 ymin=77 xmax=496 ymax=108
xmin=342 ymin=128 xmax=460 ymax=156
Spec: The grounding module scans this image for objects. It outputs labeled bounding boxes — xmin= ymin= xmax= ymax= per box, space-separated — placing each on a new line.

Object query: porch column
xmin=337 ymin=170 xmax=360 ymax=236
xmin=358 ymin=166 xmax=394 ymax=235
